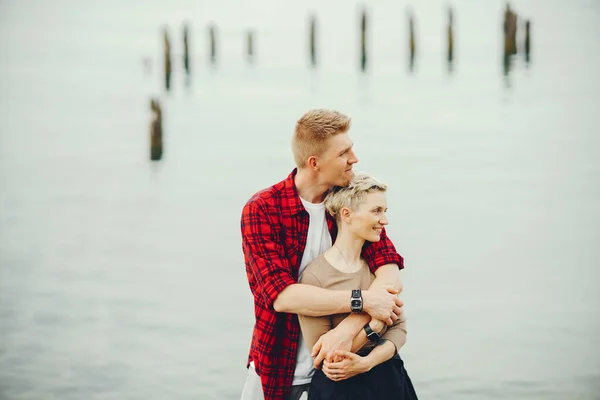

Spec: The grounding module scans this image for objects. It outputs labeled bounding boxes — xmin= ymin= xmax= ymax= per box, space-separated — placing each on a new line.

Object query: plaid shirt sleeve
xmin=241 ymin=197 xmax=297 ymax=310
xmin=362 ymin=226 xmax=404 ymax=273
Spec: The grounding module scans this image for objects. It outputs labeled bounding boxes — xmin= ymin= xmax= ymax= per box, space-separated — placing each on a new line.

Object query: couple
xmin=240 ymin=109 xmax=417 ymax=400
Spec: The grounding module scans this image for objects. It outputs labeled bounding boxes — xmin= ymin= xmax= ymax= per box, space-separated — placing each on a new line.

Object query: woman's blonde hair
xmin=325 ymin=172 xmax=387 ymax=219
xmin=292 ymin=109 xmax=352 ymax=168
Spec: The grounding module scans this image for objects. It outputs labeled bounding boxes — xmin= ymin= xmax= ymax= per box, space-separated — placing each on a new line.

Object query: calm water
xmin=1 ymin=0 xmax=599 ymax=399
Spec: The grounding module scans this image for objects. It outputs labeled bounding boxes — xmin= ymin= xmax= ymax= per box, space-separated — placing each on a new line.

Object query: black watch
xmin=350 ymin=289 xmax=363 ymax=313
xmin=363 ymin=323 xmax=381 ymax=343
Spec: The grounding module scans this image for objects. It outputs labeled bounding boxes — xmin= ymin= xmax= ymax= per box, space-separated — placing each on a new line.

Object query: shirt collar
xmin=282 ymin=168 xmax=307 ymax=216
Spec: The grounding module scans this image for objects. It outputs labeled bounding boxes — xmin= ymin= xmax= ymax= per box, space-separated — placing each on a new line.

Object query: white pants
xmin=240 ymin=363 xmax=264 ymax=400
xmin=240 ymin=363 xmax=309 ymax=400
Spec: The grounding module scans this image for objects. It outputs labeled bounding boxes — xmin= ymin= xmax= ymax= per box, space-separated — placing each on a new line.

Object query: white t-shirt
xmin=293 ymin=197 xmax=333 ymax=385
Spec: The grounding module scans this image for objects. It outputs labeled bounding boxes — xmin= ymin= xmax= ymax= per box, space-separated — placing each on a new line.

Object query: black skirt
xmin=308 ymin=355 xmax=418 ymax=400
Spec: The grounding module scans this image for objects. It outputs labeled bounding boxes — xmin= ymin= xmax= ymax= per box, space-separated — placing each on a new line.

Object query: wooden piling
xmin=447 ymin=7 xmax=454 ymax=64
xmin=503 ymin=3 xmax=517 ymax=56
xmin=247 ymin=30 xmax=254 ymax=63
xmin=409 ymin=12 xmax=415 ymax=70
xmin=209 ymin=24 xmax=216 ymax=64
xmin=183 ymin=23 xmax=190 ymax=75
xmin=150 ymin=99 xmax=163 ymax=161
xmin=525 ymin=20 xmax=531 ymax=62
xmin=310 ymin=15 xmax=316 ymax=67
xmin=360 ymin=9 xmax=367 ymax=72
xmin=163 ymin=29 xmax=172 ymax=91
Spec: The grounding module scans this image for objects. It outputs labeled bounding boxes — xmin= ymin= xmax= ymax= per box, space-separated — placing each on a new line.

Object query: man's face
xmin=316 ymin=133 xmax=359 ymax=187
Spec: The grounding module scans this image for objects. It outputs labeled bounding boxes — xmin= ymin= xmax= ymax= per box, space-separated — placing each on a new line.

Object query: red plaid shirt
xmin=241 ymin=169 xmax=404 ymax=400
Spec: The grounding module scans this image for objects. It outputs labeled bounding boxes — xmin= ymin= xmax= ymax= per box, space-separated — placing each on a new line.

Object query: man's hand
xmin=362 ymin=285 xmax=403 ymax=325
xmin=311 ymin=325 xmax=354 ymax=369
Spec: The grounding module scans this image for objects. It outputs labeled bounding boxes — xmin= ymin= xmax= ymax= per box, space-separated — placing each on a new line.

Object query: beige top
xmin=298 ymin=253 xmax=407 ymax=354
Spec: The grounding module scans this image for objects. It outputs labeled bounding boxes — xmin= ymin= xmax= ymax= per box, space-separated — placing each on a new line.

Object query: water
xmin=1 ymin=0 xmax=599 ymax=399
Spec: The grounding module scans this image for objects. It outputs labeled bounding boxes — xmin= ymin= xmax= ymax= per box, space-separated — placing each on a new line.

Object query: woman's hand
xmin=322 ymin=350 xmax=372 ymax=382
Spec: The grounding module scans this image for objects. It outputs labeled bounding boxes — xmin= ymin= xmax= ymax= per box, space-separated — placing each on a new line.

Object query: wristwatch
xmin=363 ymin=323 xmax=381 ymax=343
xmin=350 ymin=289 xmax=363 ymax=313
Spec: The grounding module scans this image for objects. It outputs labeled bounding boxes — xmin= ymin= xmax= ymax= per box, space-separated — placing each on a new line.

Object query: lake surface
xmin=1 ymin=0 xmax=599 ymax=399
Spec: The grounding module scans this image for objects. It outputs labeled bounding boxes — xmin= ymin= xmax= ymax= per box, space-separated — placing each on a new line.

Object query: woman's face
xmin=347 ymin=191 xmax=388 ymax=242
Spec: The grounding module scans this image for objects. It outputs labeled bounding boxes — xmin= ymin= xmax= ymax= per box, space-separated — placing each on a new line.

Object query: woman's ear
xmin=340 ymin=207 xmax=352 ymax=223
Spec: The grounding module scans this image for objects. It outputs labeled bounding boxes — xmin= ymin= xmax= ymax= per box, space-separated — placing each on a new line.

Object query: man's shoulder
xmin=243 ymin=175 xmax=288 ymax=212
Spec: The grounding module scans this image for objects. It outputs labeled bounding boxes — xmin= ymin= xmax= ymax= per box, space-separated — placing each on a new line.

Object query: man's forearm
xmin=372 ymin=263 xmax=402 ymax=292
xmin=273 ymin=283 xmax=352 ymax=316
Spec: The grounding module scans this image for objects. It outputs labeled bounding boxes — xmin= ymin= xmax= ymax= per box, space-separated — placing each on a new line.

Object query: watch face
xmin=351 ymin=300 xmax=361 ymax=308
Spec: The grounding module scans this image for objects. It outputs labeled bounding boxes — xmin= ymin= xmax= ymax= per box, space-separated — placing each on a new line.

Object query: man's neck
xmin=294 ymin=168 xmax=330 ymax=203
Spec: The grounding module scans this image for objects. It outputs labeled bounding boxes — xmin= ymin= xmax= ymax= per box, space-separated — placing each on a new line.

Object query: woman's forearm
xmin=350 ymin=319 xmax=386 ymax=353
xmin=363 ymin=340 xmax=396 ymax=371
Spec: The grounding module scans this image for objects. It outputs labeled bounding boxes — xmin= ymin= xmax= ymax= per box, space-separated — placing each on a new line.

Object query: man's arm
xmin=242 ymin=200 xmax=401 ymax=318
xmin=273 ymin=283 xmax=401 ymax=318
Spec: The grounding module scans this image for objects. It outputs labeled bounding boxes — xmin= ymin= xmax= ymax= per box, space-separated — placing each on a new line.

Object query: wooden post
xmin=409 ymin=12 xmax=415 ymax=71
xmin=360 ymin=9 xmax=367 ymax=72
xmin=247 ymin=30 xmax=254 ymax=63
xmin=525 ymin=20 xmax=531 ymax=63
xmin=163 ymin=29 xmax=171 ymax=91
xmin=447 ymin=7 xmax=454 ymax=64
xmin=503 ymin=3 xmax=517 ymax=57
xmin=150 ymin=99 xmax=163 ymax=161
xmin=183 ymin=23 xmax=190 ymax=75
xmin=310 ymin=15 xmax=316 ymax=67
xmin=209 ymin=24 xmax=216 ymax=64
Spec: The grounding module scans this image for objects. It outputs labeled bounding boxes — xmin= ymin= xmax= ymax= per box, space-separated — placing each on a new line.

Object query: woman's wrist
xmin=369 ymin=319 xmax=385 ymax=333
xmin=362 ymin=353 xmax=376 ymax=372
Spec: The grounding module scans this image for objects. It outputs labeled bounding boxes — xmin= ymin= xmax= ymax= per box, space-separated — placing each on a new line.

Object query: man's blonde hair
xmin=292 ymin=109 xmax=352 ymax=168
xmin=325 ymin=172 xmax=387 ymax=220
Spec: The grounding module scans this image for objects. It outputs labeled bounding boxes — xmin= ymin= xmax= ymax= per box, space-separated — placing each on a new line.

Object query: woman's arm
xmin=298 ymin=271 xmax=333 ymax=351
xmin=349 ymin=318 xmax=386 ymax=353
xmin=321 ymin=340 xmax=396 ymax=382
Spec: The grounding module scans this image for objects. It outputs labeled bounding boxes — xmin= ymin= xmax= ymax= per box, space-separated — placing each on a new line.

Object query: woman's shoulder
xmin=303 ymin=253 xmax=330 ymax=277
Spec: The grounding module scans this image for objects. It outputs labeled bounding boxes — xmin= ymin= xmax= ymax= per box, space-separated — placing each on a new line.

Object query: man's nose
xmin=348 ymin=150 xmax=359 ymax=165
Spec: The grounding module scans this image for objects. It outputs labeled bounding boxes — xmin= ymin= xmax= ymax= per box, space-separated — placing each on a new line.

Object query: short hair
xmin=292 ymin=109 xmax=352 ymax=168
xmin=325 ymin=172 xmax=387 ymax=219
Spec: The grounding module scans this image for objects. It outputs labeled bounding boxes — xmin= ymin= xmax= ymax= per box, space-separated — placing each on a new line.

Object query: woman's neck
xmin=327 ymin=229 xmax=365 ymax=272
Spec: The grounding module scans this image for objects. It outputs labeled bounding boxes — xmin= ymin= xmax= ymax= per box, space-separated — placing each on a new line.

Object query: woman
xmin=298 ymin=172 xmax=417 ymax=400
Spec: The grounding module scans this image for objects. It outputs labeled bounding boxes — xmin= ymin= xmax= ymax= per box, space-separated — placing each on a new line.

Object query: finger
xmin=385 ymin=316 xmax=393 ymax=326
xmin=384 ymin=285 xmax=399 ymax=295
xmin=391 ymin=312 xmax=399 ymax=322
xmin=394 ymin=297 xmax=404 ymax=307
xmin=311 ymin=336 xmax=323 ymax=358
xmin=393 ymin=305 xmax=403 ymax=316
xmin=314 ymin=349 xmax=326 ymax=369
xmin=326 ymin=352 xmax=337 ymax=364
xmin=326 ymin=361 xmax=344 ymax=370
xmin=326 ymin=372 xmax=340 ymax=382
xmin=335 ymin=350 xmax=355 ymax=359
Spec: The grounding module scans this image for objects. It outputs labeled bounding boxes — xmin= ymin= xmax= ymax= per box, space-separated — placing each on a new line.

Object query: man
xmin=241 ymin=109 xmax=405 ymax=400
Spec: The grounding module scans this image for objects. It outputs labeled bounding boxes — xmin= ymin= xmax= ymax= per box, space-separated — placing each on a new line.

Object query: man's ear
xmin=308 ymin=156 xmax=319 ymax=171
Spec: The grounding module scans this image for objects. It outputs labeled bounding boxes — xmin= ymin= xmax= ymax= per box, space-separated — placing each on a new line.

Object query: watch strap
xmin=363 ymin=323 xmax=381 ymax=343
